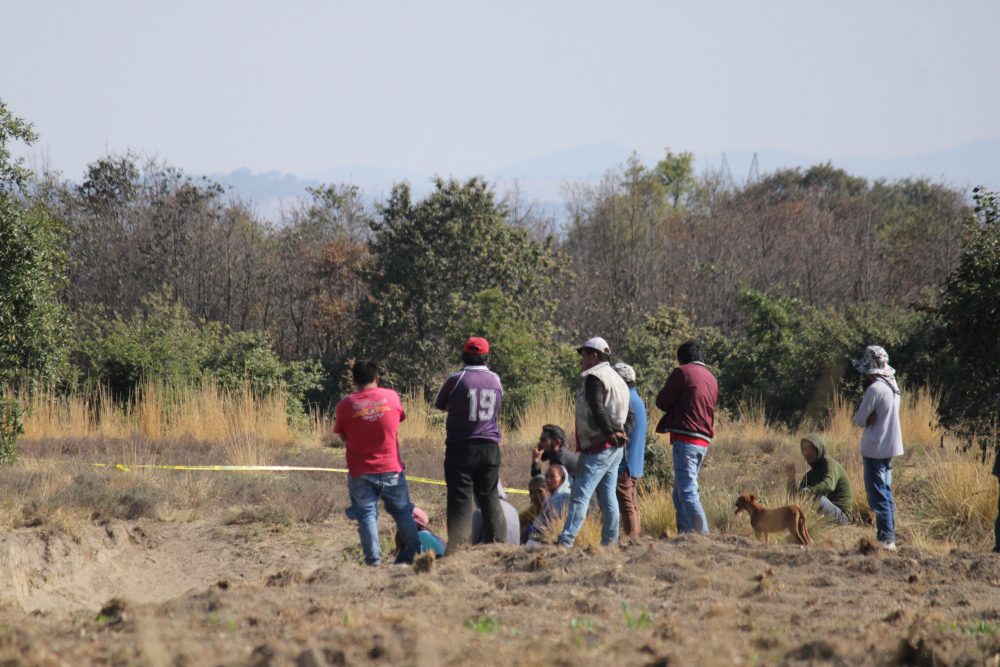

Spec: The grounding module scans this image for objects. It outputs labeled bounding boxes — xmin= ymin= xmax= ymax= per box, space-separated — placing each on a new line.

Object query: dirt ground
xmin=2 ymin=490 xmax=1000 ymax=667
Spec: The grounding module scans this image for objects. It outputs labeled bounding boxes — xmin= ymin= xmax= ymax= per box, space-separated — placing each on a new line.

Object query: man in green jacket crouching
xmin=786 ymin=433 xmax=853 ymax=526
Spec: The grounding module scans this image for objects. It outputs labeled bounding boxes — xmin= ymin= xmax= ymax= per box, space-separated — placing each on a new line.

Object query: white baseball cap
xmin=576 ymin=337 xmax=611 ymax=355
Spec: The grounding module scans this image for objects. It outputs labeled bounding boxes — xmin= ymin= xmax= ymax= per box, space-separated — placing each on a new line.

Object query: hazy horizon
xmin=4 ymin=0 xmax=999 ymax=194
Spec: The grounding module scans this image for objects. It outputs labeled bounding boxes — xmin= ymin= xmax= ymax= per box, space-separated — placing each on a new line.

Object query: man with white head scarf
xmin=851 ymin=345 xmax=904 ymax=550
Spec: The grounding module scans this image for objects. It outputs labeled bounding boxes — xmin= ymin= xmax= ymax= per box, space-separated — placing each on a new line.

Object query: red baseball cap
xmin=463 ymin=336 xmax=490 ymax=354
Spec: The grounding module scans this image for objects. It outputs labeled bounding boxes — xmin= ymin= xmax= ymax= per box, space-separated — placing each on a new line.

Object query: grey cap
xmin=612 ymin=362 xmax=636 ymax=384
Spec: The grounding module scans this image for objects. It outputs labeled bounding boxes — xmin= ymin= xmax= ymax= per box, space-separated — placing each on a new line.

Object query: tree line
xmin=2 ymin=100 xmax=997 ymax=459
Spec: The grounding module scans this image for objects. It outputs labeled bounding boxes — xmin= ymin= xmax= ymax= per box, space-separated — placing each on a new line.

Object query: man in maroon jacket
xmin=655 ymin=341 xmax=718 ymax=535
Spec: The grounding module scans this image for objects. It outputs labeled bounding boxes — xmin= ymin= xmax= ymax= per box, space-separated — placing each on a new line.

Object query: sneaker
xmin=878 ymin=541 xmax=897 ymax=551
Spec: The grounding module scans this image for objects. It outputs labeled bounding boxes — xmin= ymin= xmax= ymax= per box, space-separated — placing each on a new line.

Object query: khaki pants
xmin=616 ymin=468 xmax=641 ymax=541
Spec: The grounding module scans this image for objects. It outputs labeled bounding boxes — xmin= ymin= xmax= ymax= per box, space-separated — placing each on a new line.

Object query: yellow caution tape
xmin=79 ymin=461 xmax=527 ymax=495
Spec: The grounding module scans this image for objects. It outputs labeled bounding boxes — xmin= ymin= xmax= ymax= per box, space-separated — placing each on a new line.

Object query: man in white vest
xmin=558 ymin=337 xmax=634 ymax=547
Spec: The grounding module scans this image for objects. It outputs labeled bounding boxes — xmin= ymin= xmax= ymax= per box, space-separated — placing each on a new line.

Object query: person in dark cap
xmin=434 ymin=336 xmax=507 ymax=551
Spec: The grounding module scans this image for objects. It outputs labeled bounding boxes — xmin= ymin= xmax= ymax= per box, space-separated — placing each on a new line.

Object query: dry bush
xmin=907 ymin=451 xmax=998 ymax=550
xmin=20 ymin=381 xmax=297 ymax=447
xmin=510 ymin=390 xmax=576 ymax=449
xmin=898 ymin=385 xmax=944 ymax=448
xmin=637 ymin=486 xmax=676 ymax=537
xmin=226 ymin=505 xmax=293 ymax=527
xmin=713 ymin=400 xmax=792 ymax=459
xmin=536 ymin=505 xmax=602 ymax=549
xmin=56 ymin=472 xmax=165 ymax=521
xmin=398 ymin=390 xmax=444 ymax=445
xmin=0 ymin=465 xmax=86 ymax=532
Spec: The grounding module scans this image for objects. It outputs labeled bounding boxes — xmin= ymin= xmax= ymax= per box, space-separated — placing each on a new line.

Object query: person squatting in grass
xmin=435 ymin=336 xmax=507 ymax=551
xmin=558 ymin=337 xmax=634 ymax=547
xmin=852 ymin=345 xmax=904 ymax=551
xmin=471 ymin=481 xmax=521 ymax=544
xmin=525 ymin=464 xmax=572 ymax=545
xmin=613 ymin=362 xmax=647 ymax=543
xmin=786 ymin=433 xmax=853 ymax=526
xmin=334 ymin=360 xmax=421 ymax=566
xmin=655 ymin=341 xmax=718 ymax=536
xmin=531 ymin=424 xmax=579 ymax=479
xmin=394 ymin=506 xmax=447 ymax=558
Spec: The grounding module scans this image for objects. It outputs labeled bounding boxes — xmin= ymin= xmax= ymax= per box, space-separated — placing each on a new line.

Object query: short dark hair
xmin=581 ymin=347 xmax=610 ymax=363
xmin=677 ymin=341 xmax=704 ymax=364
xmin=541 ymin=424 xmax=566 ymax=447
xmin=351 ymin=360 xmax=379 ymax=386
xmin=461 ymin=351 xmax=488 ymax=366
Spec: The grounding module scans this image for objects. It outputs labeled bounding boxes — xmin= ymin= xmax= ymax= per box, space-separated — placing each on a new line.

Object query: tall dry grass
xmin=510 ymin=390 xmax=576 ymax=449
xmin=908 ymin=451 xmax=998 ymax=550
xmin=824 ymin=383 xmax=944 ymax=450
xmin=537 ymin=505 xmax=603 ymax=549
xmin=397 ymin=390 xmax=444 ymax=444
xmin=637 ymin=486 xmax=675 ymax=537
xmin=18 ymin=382 xmax=295 ymax=464
xmin=14 ymin=377 xmax=996 ymax=550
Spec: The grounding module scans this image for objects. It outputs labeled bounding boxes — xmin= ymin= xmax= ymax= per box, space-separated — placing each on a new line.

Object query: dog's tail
xmin=796 ymin=509 xmax=811 ymax=546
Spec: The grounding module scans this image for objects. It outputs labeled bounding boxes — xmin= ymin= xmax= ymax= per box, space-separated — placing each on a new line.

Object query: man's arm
xmin=852 ymin=385 xmax=879 ymax=428
xmin=585 ymin=375 xmax=616 ymax=436
xmin=623 ymin=407 xmax=636 ymax=436
xmin=434 ymin=375 xmax=457 ymax=411
xmin=808 ymin=466 xmax=838 ymax=497
xmin=655 ymin=369 xmax=683 ymax=413
xmin=530 ymin=447 xmax=543 ymax=477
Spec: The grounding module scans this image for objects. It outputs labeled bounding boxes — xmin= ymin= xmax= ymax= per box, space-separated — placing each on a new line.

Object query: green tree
xmin=0 ymin=100 xmax=70 ymax=462
xmin=620 ymin=306 xmax=705 ymax=400
xmin=77 ymin=290 xmax=220 ymax=397
xmin=78 ymin=291 xmax=322 ymax=422
xmin=715 ymin=289 xmax=920 ymax=425
xmin=654 ymin=149 xmax=697 ymax=209
xmin=931 ymin=187 xmax=1000 ymax=441
xmin=456 ymin=289 xmax=570 ymax=420
xmin=359 ymin=178 xmax=564 ymax=392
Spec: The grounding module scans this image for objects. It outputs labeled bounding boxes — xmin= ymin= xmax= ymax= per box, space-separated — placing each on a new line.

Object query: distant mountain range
xmin=214 ymin=139 xmax=1000 ymax=223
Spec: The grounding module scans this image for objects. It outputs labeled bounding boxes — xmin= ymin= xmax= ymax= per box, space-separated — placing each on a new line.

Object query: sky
xmin=4 ymin=0 xmax=1000 ymax=186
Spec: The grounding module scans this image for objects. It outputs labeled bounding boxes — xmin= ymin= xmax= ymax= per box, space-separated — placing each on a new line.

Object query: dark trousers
xmin=616 ymin=469 xmax=641 ymax=541
xmin=444 ymin=440 xmax=506 ymax=551
xmin=994 ymin=478 xmax=999 ymax=553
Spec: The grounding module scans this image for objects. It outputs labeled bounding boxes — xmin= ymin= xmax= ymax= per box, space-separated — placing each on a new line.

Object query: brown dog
xmin=734 ymin=493 xmax=811 ymax=546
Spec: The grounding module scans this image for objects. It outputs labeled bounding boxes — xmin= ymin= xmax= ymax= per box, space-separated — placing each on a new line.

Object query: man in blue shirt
xmin=614 ymin=362 xmax=647 ymax=543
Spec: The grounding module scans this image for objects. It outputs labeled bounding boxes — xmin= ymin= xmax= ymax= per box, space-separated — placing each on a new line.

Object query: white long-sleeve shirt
xmin=852 ymin=379 xmax=904 ymax=459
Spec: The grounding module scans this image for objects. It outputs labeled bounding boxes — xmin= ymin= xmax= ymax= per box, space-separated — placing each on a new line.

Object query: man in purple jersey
xmin=435 ymin=336 xmax=507 ymax=550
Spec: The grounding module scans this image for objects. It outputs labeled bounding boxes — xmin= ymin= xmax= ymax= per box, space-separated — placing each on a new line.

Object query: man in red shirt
xmin=655 ymin=341 xmax=718 ymax=535
xmin=334 ymin=360 xmax=420 ymax=565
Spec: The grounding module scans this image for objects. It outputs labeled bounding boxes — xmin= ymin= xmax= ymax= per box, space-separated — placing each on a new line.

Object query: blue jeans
xmin=558 ymin=446 xmax=624 ymax=546
xmin=346 ymin=472 xmax=420 ymax=566
xmin=863 ymin=457 xmax=896 ymax=543
xmin=672 ymin=441 xmax=709 ymax=535
xmin=815 ymin=496 xmax=850 ymax=526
